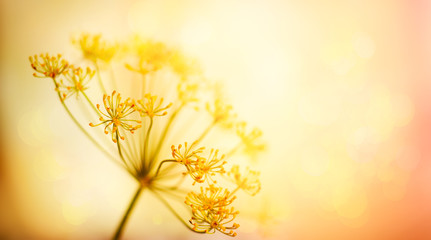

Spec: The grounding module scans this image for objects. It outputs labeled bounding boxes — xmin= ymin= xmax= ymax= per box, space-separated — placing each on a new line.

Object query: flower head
xmin=172 ymin=143 xmax=226 ymax=185
xmin=29 ymin=53 xmax=69 ymax=78
xmin=137 ymin=94 xmax=172 ymax=118
xmin=169 ymin=50 xmax=202 ymax=80
xmin=177 ymin=81 xmax=201 ymax=105
xmin=192 ymin=149 xmax=227 ymax=184
xmin=126 ymin=38 xmax=172 ymax=75
xmin=206 ymin=98 xmax=236 ymax=128
xmin=236 ymin=121 xmax=266 ymax=156
xmin=228 ymin=165 xmax=261 ymax=196
xmin=58 ymin=66 xmax=95 ymax=101
xmin=90 ymin=91 xmax=141 ymax=143
xmin=185 ymin=185 xmax=239 ymax=236
xmin=171 ymin=141 xmax=205 ymax=165
xmin=73 ymin=33 xmax=117 ymax=63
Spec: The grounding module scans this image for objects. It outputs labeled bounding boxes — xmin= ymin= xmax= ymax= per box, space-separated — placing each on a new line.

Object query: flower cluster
xmin=90 ymin=91 xmax=141 ymax=143
xmin=30 ymin=33 xmax=265 ymax=239
xmin=29 ymin=53 xmax=69 ymax=78
xmin=185 ymin=185 xmax=239 ymax=236
xmin=172 ymin=142 xmax=226 ymax=185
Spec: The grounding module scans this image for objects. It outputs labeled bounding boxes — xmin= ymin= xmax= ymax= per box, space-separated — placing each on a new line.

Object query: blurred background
xmin=1 ymin=0 xmax=431 ymax=239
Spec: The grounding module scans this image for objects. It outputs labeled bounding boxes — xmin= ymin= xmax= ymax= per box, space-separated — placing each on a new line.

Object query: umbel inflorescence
xmin=29 ymin=33 xmax=265 ymax=239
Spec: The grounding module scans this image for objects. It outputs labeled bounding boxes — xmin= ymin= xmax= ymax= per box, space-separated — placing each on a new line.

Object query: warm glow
xmin=2 ymin=0 xmax=431 ymax=239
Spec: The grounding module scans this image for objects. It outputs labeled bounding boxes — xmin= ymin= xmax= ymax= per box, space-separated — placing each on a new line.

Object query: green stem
xmin=116 ymin=132 xmax=138 ymax=177
xmin=112 ymin=186 xmax=144 ymax=240
xmin=95 ymin=62 xmax=107 ymax=94
xmin=195 ymin=123 xmax=215 ymax=144
xmin=82 ymin=91 xmax=100 ymax=116
xmin=109 ymin=64 xmax=117 ymax=90
xmin=154 ymin=159 xmax=176 ymax=178
xmin=151 ymin=104 xmax=184 ymax=164
xmin=143 ymin=117 xmax=153 ymax=169
xmin=226 ymin=142 xmax=242 ymax=158
xmin=151 ymin=189 xmax=205 ymax=233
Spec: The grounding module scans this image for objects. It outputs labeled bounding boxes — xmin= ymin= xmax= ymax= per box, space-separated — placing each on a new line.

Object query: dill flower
xmin=73 ymin=33 xmax=117 ymax=63
xmin=172 ymin=143 xmax=226 ymax=185
xmin=169 ymin=50 xmax=202 ymax=80
xmin=58 ymin=66 xmax=95 ymax=100
xmin=207 ymin=98 xmax=236 ymax=128
xmin=30 ymin=33 xmax=263 ymax=239
xmin=136 ymin=94 xmax=172 ymax=118
xmin=228 ymin=165 xmax=261 ymax=196
xmin=236 ymin=121 xmax=266 ymax=156
xmin=29 ymin=53 xmax=69 ymax=78
xmin=185 ymin=185 xmax=239 ymax=236
xmin=126 ymin=38 xmax=172 ymax=75
xmin=90 ymin=90 xmax=141 ymax=143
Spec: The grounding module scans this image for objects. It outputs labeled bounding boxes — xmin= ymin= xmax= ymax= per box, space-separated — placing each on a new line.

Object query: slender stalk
xmin=154 ymin=159 xmax=176 ymax=178
xmin=151 ymin=104 xmax=184 ymax=164
xmin=109 ymin=64 xmax=117 ymax=90
xmin=226 ymin=142 xmax=242 ymax=158
xmin=143 ymin=117 xmax=153 ymax=168
xmin=195 ymin=123 xmax=215 ymax=144
xmin=116 ymin=132 xmax=138 ymax=177
xmin=82 ymin=91 xmax=101 ymax=117
xmin=95 ymin=62 xmax=107 ymax=94
xmin=112 ymin=186 xmax=144 ymax=240
xmin=151 ymin=189 xmax=205 ymax=233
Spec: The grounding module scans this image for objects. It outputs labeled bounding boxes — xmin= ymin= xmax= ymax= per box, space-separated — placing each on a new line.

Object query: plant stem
xmin=112 ymin=186 xmax=144 ymax=240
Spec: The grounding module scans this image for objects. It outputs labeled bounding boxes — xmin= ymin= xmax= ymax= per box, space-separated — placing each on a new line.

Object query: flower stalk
xmin=113 ymin=185 xmax=144 ymax=240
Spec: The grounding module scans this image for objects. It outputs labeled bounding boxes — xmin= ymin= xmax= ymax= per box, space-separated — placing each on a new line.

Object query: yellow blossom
xmin=177 ymin=81 xmax=201 ymax=104
xmin=172 ymin=143 xmax=226 ymax=184
xmin=90 ymin=91 xmax=141 ymax=143
xmin=171 ymin=141 xmax=204 ymax=165
xmin=136 ymin=93 xmax=172 ymax=118
xmin=29 ymin=53 xmax=69 ymax=78
xmin=236 ymin=121 xmax=266 ymax=156
xmin=58 ymin=66 xmax=95 ymax=101
xmin=126 ymin=38 xmax=172 ymax=74
xmin=206 ymin=98 xmax=236 ymax=128
xmin=169 ymin=50 xmax=202 ymax=80
xmin=73 ymin=33 xmax=117 ymax=63
xmin=228 ymin=165 xmax=261 ymax=196
xmin=185 ymin=185 xmax=239 ymax=236
xmin=191 ymin=149 xmax=227 ymax=184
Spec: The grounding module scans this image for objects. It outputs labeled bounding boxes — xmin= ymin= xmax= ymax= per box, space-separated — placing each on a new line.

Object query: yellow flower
xmin=192 ymin=149 xmax=227 ymax=184
xmin=58 ymin=66 xmax=95 ymax=100
xmin=90 ymin=90 xmax=141 ymax=143
xmin=206 ymin=98 xmax=236 ymax=128
xmin=236 ymin=121 xmax=266 ymax=156
xmin=185 ymin=185 xmax=239 ymax=236
xmin=73 ymin=33 xmax=117 ymax=63
xmin=29 ymin=53 xmax=69 ymax=78
xmin=172 ymin=143 xmax=226 ymax=185
xmin=171 ymin=141 xmax=204 ymax=165
xmin=169 ymin=50 xmax=202 ymax=80
xmin=177 ymin=81 xmax=201 ymax=105
xmin=228 ymin=165 xmax=261 ymax=196
xmin=136 ymin=93 xmax=172 ymax=118
xmin=126 ymin=38 xmax=172 ymax=75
